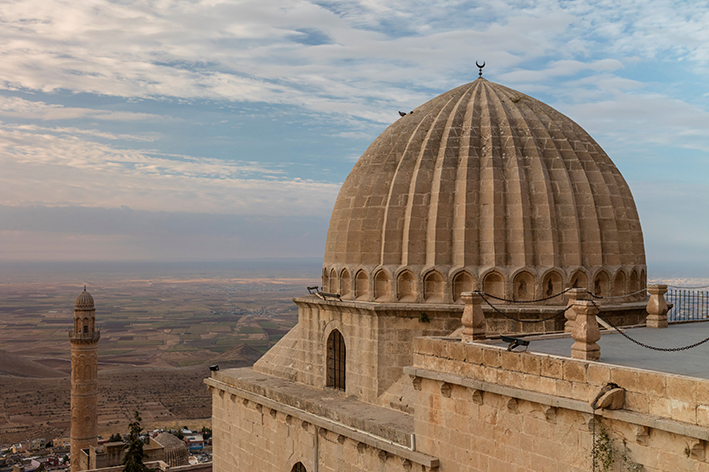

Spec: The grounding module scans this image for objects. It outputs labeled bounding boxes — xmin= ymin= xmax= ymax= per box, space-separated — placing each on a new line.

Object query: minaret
xmin=69 ymin=287 xmax=100 ymax=472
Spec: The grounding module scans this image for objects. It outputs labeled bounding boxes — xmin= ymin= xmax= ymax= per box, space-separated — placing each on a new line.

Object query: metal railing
xmin=666 ymin=289 xmax=709 ymax=322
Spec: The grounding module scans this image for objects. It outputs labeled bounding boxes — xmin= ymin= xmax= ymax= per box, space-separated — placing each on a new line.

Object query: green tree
xmin=122 ymin=411 xmax=149 ymax=472
xmin=109 ymin=433 xmax=123 ymax=443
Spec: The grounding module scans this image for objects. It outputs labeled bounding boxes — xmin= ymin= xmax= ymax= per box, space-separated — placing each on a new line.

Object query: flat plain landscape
xmin=0 ymin=260 xmax=320 ymax=445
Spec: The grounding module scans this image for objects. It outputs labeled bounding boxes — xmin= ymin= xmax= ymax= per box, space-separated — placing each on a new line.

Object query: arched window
xmin=326 ymin=330 xmax=346 ymax=391
xmin=83 ymin=319 xmax=89 ymax=333
xmin=291 ymin=463 xmax=307 ymax=472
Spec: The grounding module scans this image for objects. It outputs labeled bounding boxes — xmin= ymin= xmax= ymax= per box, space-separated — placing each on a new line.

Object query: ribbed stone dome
xmin=323 ymin=78 xmax=646 ymax=304
xmin=75 ymin=289 xmax=95 ymax=309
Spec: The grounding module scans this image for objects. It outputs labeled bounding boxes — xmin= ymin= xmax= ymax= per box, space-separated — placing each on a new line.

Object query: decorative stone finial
xmin=461 ymin=292 xmax=486 ymax=342
xmin=570 ymin=300 xmax=600 ymax=360
xmin=564 ymin=288 xmax=588 ymax=333
xmin=476 ymin=60 xmax=485 ymax=78
xmin=646 ymin=284 xmax=668 ymax=328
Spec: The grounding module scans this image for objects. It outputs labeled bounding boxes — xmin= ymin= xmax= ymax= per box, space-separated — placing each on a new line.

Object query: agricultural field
xmin=0 ymin=260 xmax=320 ymax=445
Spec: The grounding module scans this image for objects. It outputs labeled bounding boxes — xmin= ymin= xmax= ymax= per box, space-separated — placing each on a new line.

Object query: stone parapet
xmin=206 ymin=369 xmax=439 ymax=472
xmin=412 ymin=336 xmax=709 ymax=428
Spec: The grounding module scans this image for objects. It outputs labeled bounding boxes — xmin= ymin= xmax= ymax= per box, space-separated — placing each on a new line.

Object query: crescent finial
xmin=476 ymin=61 xmax=485 ymax=78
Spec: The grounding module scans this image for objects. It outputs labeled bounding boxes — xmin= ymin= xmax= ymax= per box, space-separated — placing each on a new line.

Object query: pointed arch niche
xmin=355 ymin=270 xmax=369 ymax=300
xmin=483 ymin=271 xmax=505 ymax=299
xmin=513 ymin=271 xmax=535 ymax=302
xmin=397 ymin=271 xmax=415 ymax=302
xmin=424 ymin=271 xmax=444 ymax=303
xmin=374 ymin=270 xmax=391 ymax=301
xmin=452 ymin=271 xmax=473 ymax=303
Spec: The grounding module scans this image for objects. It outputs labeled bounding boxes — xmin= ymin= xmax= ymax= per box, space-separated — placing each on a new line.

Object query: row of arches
xmin=322 ymin=266 xmax=647 ymax=304
xmin=74 ymin=316 xmax=95 ymax=334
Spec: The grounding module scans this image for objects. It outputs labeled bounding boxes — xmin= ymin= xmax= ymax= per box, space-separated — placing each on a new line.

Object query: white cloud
xmin=0 ymin=122 xmax=340 ymax=216
xmin=0 ymin=95 xmax=162 ymax=121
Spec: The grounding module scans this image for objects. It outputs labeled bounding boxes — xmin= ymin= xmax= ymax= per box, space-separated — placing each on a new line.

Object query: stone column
xmin=571 ymin=300 xmax=601 ymax=361
xmin=646 ymin=284 xmax=668 ymax=328
xmin=564 ymin=288 xmax=588 ymax=333
xmin=461 ymin=292 xmax=486 ymax=342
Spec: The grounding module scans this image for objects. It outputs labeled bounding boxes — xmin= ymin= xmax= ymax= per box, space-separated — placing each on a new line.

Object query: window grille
xmin=326 ymin=329 xmax=346 ymax=391
xmin=291 ymin=462 xmax=307 ymax=472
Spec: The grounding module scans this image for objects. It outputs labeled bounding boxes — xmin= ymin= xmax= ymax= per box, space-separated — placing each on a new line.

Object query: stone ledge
xmin=205 ymin=373 xmax=439 ymax=468
xmin=293 ymin=295 xmax=647 ymax=315
xmin=207 ymin=367 xmax=413 ymax=446
xmin=404 ymin=366 xmax=709 ymax=442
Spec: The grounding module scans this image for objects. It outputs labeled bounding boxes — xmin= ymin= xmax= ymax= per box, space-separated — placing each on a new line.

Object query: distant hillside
xmin=0 ymin=350 xmax=67 ymax=378
xmin=210 ymin=344 xmax=263 ymax=368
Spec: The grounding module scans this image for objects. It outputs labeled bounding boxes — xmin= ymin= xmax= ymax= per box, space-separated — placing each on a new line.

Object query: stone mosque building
xmin=206 ymin=77 xmax=709 ymax=472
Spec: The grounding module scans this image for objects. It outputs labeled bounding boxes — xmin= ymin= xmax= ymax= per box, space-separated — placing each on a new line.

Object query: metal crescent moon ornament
xmin=476 ymin=61 xmax=485 ymax=77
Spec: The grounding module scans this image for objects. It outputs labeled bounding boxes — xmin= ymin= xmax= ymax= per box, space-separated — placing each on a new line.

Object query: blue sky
xmin=1 ymin=0 xmax=709 ymax=275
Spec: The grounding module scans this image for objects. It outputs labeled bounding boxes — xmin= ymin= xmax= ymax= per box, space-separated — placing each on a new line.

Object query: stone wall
xmin=209 ymin=380 xmax=436 ymax=472
xmin=255 ymin=297 xmax=458 ymax=403
xmin=407 ymin=337 xmax=709 ymax=471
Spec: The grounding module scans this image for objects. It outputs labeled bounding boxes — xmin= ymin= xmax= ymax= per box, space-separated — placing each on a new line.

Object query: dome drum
xmin=322 ymin=264 xmax=647 ymax=305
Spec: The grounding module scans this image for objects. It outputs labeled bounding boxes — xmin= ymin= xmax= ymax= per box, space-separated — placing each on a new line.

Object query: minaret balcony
xmin=68 ymin=329 xmax=101 ymax=343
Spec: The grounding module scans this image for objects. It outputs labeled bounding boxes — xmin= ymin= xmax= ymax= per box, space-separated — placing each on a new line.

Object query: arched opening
xmin=513 ymin=271 xmax=535 ymax=302
xmin=452 ymin=271 xmax=473 ymax=303
xmin=569 ymin=270 xmax=588 ymax=291
xmin=424 ymin=271 xmax=444 ymax=303
xmin=340 ymin=269 xmax=351 ymax=298
xmin=542 ymin=271 xmax=564 ymax=302
xmin=397 ymin=271 xmax=415 ymax=302
xmin=594 ymin=271 xmax=609 ymax=297
xmin=613 ymin=270 xmax=627 ymax=297
xmin=374 ymin=270 xmax=390 ymax=301
xmin=355 ymin=270 xmax=369 ymax=300
xmin=329 ymin=269 xmax=337 ymax=293
xmin=322 ymin=268 xmax=329 ymax=294
xmin=291 ymin=463 xmax=307 ymax=472
xmin=629 ymin=269 xmax=639 ymax=294
xmin=83 ymin=319 xmax=89 ymax=334
xmin=482 ymin=271 xmax=505 ymax=299
xmin=326 ymin=330 xmax=346 ymax=391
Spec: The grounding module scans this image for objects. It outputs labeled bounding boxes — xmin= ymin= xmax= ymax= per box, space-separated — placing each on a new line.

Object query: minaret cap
xmin=75 ymin=288 xmax=95 ymax=309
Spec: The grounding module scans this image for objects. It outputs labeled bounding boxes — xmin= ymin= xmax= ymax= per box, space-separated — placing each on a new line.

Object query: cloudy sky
xmin=1 ymin=0 xmax=708 ymax=275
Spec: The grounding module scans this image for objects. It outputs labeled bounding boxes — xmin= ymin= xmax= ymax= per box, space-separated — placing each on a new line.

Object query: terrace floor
xmin=491 ymin=321 xmax=709 ymax=379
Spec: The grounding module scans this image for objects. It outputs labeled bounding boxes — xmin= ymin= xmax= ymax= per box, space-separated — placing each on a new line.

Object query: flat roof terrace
xmin=490 ymin=321 xmax=709 ymax=379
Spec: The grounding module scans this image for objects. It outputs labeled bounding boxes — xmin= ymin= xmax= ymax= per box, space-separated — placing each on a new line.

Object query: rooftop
xmin=490 ymin=321 xmax=709 ymax=379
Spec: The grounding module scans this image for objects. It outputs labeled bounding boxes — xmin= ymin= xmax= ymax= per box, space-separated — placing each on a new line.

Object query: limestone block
xmin=646 ymin=284 xmax=668 ymax=328
xmin=461 ymin=292 xmax=486 ymax=341
xmin=570 ymin=300 xmax=600 ymax=361
xmin=564 ymin=288 xmax=588 ymax=333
